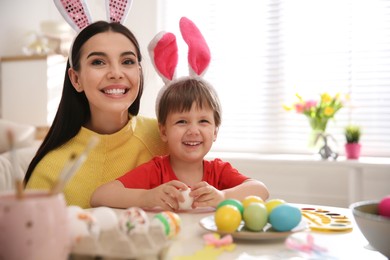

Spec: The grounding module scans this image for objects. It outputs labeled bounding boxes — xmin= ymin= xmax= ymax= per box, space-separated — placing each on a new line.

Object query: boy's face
xmin=159 ymin=102 xmax=218 ymax=163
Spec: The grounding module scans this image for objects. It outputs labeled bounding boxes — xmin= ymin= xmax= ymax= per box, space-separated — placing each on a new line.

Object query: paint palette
xmin=301 ymin=207 xmax=353 ymax=232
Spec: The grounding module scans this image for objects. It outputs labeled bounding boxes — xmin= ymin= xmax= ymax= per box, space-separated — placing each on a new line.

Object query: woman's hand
xmin=147 ymin=180 xmax=188 ymax=211
xmin=190 ymin=181 xmax=225 ymax=208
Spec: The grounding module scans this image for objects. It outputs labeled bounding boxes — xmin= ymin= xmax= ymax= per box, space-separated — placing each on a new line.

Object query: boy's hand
xmin=190 ymin=181 xmax=225 ymax=208
xmin=149 ymin=180 xmax=188 ymax=211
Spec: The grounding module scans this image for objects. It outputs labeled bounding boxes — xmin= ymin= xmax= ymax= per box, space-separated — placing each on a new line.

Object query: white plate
xmin=199 ymin=215 xmax=307 ymax=240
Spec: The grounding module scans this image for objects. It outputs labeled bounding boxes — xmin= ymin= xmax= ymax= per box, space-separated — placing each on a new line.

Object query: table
xmin=160 ymin=204 xmax=387 ymax=260
xmin=73 ymin=204 xmax=387 ymax=260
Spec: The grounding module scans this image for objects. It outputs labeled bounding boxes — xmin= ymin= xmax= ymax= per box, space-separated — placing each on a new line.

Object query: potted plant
xmin=344 ymin=125 xmax=361 ymax=159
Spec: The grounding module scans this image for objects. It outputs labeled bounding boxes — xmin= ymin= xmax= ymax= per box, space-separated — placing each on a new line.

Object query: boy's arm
xmin=223 ymin=179 xmax=269 ymax=202
xmin=90 ymin=180 xmax=150 ymax=209
xmin=191 ymin=179 xmax=269 ymax=208
xmin=90 ymin=180 xmax=189 ymax=210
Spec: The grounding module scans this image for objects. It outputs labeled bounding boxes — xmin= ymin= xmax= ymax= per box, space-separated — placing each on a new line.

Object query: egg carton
xmin=70 ymin=223 xmax=169 ymax=259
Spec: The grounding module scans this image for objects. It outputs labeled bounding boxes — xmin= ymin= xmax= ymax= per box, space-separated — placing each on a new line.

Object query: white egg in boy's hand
xmin=178 ymin=188 xmax=193 ymax=210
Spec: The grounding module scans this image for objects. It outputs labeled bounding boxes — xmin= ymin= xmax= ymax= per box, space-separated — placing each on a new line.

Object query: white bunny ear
xmin=53 ymin=0 xmax=92 ymax=32
xmin=105 ymin=0 xmax=133 ymax=23
xmin=148 ymin=31 xmax=178 ymax=84
xmin=179 ymin=17 xmax=211 ymax=77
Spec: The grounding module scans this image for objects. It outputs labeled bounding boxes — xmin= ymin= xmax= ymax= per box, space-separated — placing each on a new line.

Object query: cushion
xmin=0 ymin=119 xmax=36 ymax=153
xmin=0 ymin=142 xmax=40 ymax=191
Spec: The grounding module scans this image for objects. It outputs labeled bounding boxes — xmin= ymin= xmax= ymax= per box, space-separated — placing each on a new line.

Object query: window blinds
xmin=159 ymin=0 xmax=390 ymax=157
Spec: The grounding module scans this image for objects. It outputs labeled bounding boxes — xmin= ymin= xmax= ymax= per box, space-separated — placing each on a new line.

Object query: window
xmin=158 ymin=0 xmax=390 ymax=157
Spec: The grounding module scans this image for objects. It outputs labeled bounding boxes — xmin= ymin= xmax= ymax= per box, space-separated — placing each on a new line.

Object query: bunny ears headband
xmin=53 ymin=0 xmax=133 ymax=66
xmin=148 ymin=17 xmax=211 ymax=114
xmin=54 ymin=0 xmax=132 ymax=32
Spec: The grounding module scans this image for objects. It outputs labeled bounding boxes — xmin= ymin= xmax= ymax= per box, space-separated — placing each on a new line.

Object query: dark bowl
xmin=350 ymin=200 xmax=390 ymax=258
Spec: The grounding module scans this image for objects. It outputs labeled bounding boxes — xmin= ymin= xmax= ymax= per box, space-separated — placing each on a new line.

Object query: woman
xmin=25 ymin=21 xmax=167 ymax=208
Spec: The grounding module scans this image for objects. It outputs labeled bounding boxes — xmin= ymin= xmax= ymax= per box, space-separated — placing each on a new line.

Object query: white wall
xmin=0 ymin=0 xmax=161 ymax=117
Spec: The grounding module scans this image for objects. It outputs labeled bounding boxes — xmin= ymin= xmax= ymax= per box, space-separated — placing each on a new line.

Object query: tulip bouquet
xmin=284 ymin=92 xmax=346 ymax=132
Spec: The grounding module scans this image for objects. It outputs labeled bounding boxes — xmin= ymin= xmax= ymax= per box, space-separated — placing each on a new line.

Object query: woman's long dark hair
xmin=24 ymin=21 xmax=144 ymax=184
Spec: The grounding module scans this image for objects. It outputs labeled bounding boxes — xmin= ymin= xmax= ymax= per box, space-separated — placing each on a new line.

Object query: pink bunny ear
xmin=53 ymin=0 xmax=92 ymax=32
xmin=106 ymin=0 xmax=133 ymax=23
xmin=148 ymin=31 xmax=178 ymax=84
xmin=179 ymin=17 xmax=211 ymax=77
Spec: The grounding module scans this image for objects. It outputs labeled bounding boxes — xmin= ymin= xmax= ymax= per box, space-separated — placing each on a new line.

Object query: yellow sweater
xmin=26 ymin=116 xmax=167 ymax=208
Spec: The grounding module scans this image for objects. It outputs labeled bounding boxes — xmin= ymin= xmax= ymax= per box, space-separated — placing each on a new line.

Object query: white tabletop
xmin=159 ymin=204 xmax=387 ymax=260
xmin=73 ymin=204 xmax=387 ymax=260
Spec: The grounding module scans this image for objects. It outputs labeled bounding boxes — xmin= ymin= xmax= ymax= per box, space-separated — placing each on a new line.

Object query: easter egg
xmin=152 ymin=211 xmax=181 ymax=238
xmin=378 ymin=195 xmax=390 ymax=218
xmin=269 ymin=204 xmax=302 ymax=232
xmin=243 ymin=202 xmax=268 ymax=231
xmin=91 ymin=206 xmax=119 ymax=231
xmin=265 ymin=199 xmax=286 ymax=214
xmin=242 ymin=195 xmax=264 ymax=209
xmin=178 ymin=188 xmax=194 ymax=210
xmin=118 ymin=207 xmax=149 ymax=234
xmin=67 ymin=205 xmax=83 ymax=216
xmin=214 ymin=205 xmax=242 ymax=233
xmin=67 ymin=207 xmax=100 ymax=242
xmin=217 ymin=199 xmax=244 ymax=216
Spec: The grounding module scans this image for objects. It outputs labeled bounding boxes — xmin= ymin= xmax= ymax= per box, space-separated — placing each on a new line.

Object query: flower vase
xmin=308 ymin=129 xmax=324 ymax=148
xmin=307 ymin=118 xmax=328 ymax=148
xmin=345 ymin=143 xmax=361 ymax=159
xmin=307 ymin=118 xmax=338 ymax=159
xmin=309 ymin=117 xmax=328 ymax=132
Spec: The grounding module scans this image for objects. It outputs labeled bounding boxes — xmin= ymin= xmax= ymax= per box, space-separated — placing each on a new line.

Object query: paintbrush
xmin=6 ymin=129 xmax=24 ymax=199
xmin=50 ymin=136 xmax=99 ymax=195
xmin=49 ymin=152 xmax=77 ymax=195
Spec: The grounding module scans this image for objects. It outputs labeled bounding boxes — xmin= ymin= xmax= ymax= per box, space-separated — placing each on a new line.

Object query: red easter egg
xmin=378 ymin=195 xmax=390 ymax=218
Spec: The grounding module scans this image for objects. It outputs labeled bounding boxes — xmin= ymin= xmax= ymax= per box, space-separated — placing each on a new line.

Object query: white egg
xmin=69 ymin=217 xmax=90 ymax=240
xmin=67 ymin=205 xmax=83 ymax=217
xmin=178 ymin=188 xmax=193 ymax=210
xmin=68 ymin=208 xmax=100 ymax=242
xmin=91 ymin=207 xmax=119 ymax=231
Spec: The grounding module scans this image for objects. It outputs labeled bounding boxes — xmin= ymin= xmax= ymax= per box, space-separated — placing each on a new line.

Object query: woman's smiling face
xmin=69 ymin=30 xmax=141 ymax=118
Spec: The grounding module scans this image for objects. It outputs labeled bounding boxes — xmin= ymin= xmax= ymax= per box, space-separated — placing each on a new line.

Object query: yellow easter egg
xmin=214 ymin=205 xmax=242 ymax=233
xmin=242 ymin=195 xmax=264 ymax=209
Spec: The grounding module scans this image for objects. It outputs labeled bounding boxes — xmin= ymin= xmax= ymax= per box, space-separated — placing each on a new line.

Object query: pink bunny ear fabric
xmin=53 ymin=0 xmax=92 ymax=32
xmin=149 ymin=17 xmax=213 ymax=118
xmin=106 ymin=0 xmax=133 ymax=23
xmin=148 ymin=31 xmax=179 ymax=84
xmin=179 ymin=17 xmax=211 ymax=77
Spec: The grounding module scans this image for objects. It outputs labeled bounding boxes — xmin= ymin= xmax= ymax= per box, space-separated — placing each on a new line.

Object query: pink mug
xmin=0 ymin=190 xmax=71 ymax=260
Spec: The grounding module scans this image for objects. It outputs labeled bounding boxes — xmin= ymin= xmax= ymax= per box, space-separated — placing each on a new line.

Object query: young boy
xmin=90 ymin=78 xmax=269 ymax=211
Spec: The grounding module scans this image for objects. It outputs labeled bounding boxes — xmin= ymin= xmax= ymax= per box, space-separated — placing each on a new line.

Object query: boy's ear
xmin=213 ymin=127 xmax=219 ymax=142
xmin=68 ymin=68 xmax=83 ymax=92
xmin=158 ymin=124 xmax=168 ymax=142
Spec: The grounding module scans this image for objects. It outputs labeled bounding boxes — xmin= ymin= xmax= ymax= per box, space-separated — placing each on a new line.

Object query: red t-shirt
xmin=117 ymin=155 xmax=249 ymax=189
